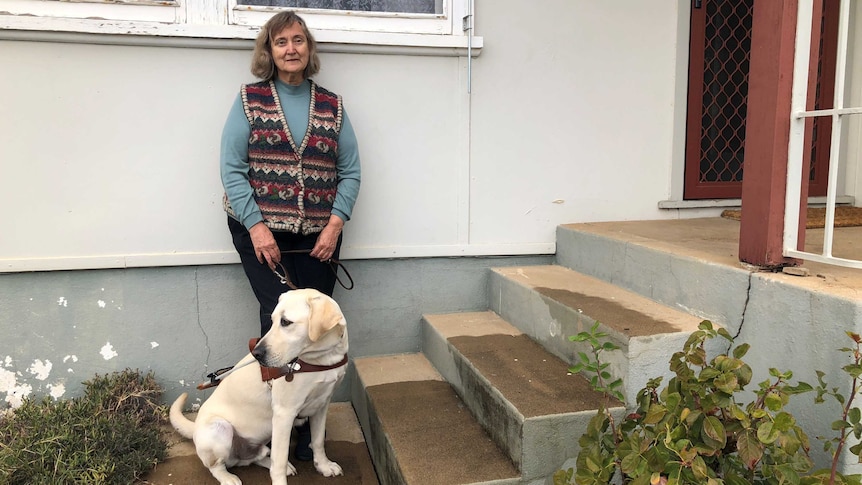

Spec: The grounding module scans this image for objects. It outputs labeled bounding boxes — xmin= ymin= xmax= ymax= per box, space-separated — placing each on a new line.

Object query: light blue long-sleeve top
xmin=220 ymin=78 xmax=361 ymax=230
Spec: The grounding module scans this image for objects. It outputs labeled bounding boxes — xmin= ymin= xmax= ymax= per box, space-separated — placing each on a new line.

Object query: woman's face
xmin=270 ymin=22 xmax=310 ymax=85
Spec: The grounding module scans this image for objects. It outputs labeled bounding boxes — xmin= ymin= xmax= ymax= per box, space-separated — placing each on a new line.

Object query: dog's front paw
xmin=211 ymin=470 xmax=243 ymax=485
xmin=286 ymin=460 xmax=297 ymax=476
xmin=315 ymin=459 xmax=343 ymax=477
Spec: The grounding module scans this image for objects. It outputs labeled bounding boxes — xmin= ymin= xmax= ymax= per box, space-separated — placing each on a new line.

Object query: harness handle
xmin=271 ymin=250 xmax=354 ymax=291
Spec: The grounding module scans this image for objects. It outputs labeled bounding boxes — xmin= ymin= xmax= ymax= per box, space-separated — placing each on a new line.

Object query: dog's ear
xmin=307 ymin=293 xmax=345 ymax=342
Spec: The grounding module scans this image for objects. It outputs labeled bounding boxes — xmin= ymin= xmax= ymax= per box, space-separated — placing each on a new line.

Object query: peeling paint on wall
xmin=28 ymin=359 xmax=52 ymax=380
xmin=97 ymin=300 xmax=106 ymax=308
xmin=47 ymin=382 xmax=66 ymax=399
xmin=150 ymin=341 xmax=159 ymax=349
xmin=0 ymin=367 xmax=16 ymax=392
xmin=0 ymin=358 xmax=65 ymax=406
xmin=63 ymin=355 xmax=78 ymax=374
xmin=57 ymin=296 xmax=68 ymax=307
xmin=4 ymin=384 xmax=32 ymax=408
xmin=0 ymin=366 xmax=32 ymax=408
xmin=100 ymin=342 xmax=118 ymax=360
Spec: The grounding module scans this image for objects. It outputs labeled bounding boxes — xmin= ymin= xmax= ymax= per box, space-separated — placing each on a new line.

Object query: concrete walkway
xmin=139 ymin=402 xmax=378 ymax=485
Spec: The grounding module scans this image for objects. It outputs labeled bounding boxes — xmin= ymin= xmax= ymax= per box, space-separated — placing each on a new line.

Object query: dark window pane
xmin=237 ymin=0 xmax=441 ymax=14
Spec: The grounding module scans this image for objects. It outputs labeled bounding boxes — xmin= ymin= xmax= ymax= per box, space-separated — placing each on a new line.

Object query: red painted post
xmin=738 ymin=0 xmax=802 ymax=268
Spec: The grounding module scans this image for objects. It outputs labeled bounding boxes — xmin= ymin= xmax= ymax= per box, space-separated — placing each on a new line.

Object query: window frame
xmin=230 ymin=1 xmax=453 ymax=36
xmin=0 ymin=0 xmax=480 ymax=55
xmin=0 ymin=0 xmax=180 ymax=24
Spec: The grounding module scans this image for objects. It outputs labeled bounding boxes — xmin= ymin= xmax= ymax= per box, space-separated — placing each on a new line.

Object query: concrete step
xmin=351 ymin=353 xmax=520 ymax=485
xmin=422 ymin=311 xmax=623 ymax=484
xmin=488 ymin=264 xmax=711 ymax=404
xmin=554 ymin=221 xmax=751 ymax=328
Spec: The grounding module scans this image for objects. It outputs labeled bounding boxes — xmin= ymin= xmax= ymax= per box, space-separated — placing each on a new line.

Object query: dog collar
xmin=248 ymin=338 xmax=349 ymax=383
xmin=258 ymin=355 xmax=349 ymax=383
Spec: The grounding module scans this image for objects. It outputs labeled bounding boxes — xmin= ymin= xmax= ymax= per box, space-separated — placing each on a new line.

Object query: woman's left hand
xmin=311 ymin=214 xmax=344 ymax=261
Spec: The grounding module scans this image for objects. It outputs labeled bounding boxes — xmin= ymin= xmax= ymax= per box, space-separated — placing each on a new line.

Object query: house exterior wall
xmin=0 ymin=0 xmax=697 ymax=406
xmin=0 ymin=0 xmax=699 ymax=274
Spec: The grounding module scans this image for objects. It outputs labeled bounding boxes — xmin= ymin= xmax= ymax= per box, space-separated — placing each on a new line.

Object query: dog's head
xmin=252 ymin=288 xmax=347 ymax=368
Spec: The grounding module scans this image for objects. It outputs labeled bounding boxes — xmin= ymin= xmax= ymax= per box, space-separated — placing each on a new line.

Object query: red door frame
xmin=684 ymin=0 xmax=838 ymax=201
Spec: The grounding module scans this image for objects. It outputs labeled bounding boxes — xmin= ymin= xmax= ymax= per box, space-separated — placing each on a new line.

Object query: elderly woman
xmin=221 ymin=10 xmax=361 ymax=336
xmin=219 ymin=10 xmax=361 ymax=461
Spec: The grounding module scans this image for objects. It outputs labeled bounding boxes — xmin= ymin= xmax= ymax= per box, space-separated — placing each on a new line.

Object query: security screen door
xmin=684 ymin=0 xmax=837 ymax=200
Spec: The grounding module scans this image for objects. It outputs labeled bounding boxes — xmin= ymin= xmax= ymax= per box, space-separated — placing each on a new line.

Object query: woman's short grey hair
xmin=251 ymin=11 xmax=321 ymax=81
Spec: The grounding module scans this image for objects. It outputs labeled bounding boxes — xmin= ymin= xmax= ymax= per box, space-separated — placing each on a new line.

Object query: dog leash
xmin=197 ymin=354 xmax=258 ymax=390
xmin=270 ymin=249 xmax=354 ymax=291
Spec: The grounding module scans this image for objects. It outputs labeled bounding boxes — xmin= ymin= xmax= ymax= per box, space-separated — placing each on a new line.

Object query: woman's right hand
xmin=249 ymin=222 xmax=280 ymax=269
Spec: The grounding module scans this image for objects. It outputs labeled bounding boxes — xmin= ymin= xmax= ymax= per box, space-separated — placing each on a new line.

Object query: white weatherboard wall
xmin=0 ymin=0 xmax=693 ymax=273
xmin=470 ymin=1 xmax=684 ymax=241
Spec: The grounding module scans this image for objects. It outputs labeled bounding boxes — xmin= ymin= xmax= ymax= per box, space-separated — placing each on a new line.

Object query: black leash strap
xmin=271 ymin=249 xmax=354 ymax=291
xmin=198 ymin=366 xmax=233 ymax=390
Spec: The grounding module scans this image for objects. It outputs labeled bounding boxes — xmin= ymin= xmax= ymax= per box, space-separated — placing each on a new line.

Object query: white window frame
xmin=231 ymin=1 xmax=453 ymax=35
xmin=0 ymin=0 xmax=481 ymax=55
xmin=0 ymin=0 xmax=181 ymax=25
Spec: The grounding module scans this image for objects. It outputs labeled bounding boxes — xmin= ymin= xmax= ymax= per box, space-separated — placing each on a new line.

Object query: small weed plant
xmin=0 ymin=369 xmax=168 ymax=485
xmin=555 ymin=321 xmax=862 ymax=485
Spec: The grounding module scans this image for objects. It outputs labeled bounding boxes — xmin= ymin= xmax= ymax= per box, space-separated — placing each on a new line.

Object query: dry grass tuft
xmin=0 ymin=369 xmax=168 ymax=485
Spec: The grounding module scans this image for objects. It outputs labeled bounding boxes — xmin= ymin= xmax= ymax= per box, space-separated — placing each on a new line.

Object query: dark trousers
xmin=228 ymin=216 xmax=342 ymax=337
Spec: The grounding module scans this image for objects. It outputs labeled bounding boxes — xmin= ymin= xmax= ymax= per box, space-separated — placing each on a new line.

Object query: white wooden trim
xmin=0 ymin=0 xmax=474 ymax=40
xmin=230 ymin=4 xmax=452 ymax=35
xmin=0 ymin=243 xmax=555 ymax=273
xmin=658 ymin=195 xmax=855 ymax=210
xmin=1 ymin=0 xmax=178 ymax=22
xmin=0 ymin=24 xmax=483 ymax=57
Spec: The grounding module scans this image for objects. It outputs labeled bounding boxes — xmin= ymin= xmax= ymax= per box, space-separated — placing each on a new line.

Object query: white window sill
xmin=0 ymin=15 xmax=482 ymax=56
xmin=658 ymin=195 xmax=855 ymax=209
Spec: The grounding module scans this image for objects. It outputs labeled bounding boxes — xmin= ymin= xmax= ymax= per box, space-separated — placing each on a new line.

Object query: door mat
xmin=720 ymin=206 xmax=862 ymax=228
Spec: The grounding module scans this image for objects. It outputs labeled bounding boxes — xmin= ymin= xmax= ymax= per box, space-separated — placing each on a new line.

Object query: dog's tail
xmin=169 ymin=392 xmax=196 ymax=439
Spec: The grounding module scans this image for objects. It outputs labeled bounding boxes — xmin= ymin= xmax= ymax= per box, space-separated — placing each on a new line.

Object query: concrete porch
xmin=568 ymin=217 xmax=862 ymax=292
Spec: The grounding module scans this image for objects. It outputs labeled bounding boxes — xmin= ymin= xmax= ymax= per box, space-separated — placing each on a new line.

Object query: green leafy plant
xmin=0 ymin=369 xmax=168 ymax=485
xmin=557 ymin=320 xmax=818 ymax=485
xmin=801 ymin=332 xmax=862 ymax=485
xmin=565 ymin=321 xmax=626 ymax=484
xmin=569 ymin=321 xmax=625 ymax=404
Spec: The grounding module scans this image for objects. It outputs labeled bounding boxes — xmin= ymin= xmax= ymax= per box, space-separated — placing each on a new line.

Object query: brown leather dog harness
xmin=196 ymin=338 xmax=348 ymax=390
xmin=247 ymin=338 xmax=349 ymax=382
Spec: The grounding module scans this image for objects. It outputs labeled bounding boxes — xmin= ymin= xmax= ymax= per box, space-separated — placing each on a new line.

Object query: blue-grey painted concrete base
xmin=0 ymin=254 xmax=551 ymax=408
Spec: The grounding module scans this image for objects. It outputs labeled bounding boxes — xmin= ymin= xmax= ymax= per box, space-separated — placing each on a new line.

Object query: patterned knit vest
xmin=225 ymin=80 xmax=343 ymax=235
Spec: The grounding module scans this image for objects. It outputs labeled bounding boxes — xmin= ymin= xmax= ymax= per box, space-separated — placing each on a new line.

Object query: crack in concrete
xmin=727 ymin=270 xmax=754 ymax=353
xmin=194 ymin=267 xmax=211 ymax=380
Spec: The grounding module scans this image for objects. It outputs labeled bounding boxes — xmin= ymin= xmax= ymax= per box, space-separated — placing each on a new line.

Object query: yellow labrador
xmin=169 ymin=288 xmax=349 ymax=485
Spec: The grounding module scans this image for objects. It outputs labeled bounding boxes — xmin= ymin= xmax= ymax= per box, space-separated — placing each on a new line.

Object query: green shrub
xmin=0 ymin=369 xmax=168 ymax=485
xmin=556 ymin=321 xmax=824 ymax=485
xmin=557 ymin=323 xmax=862 ymax=485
